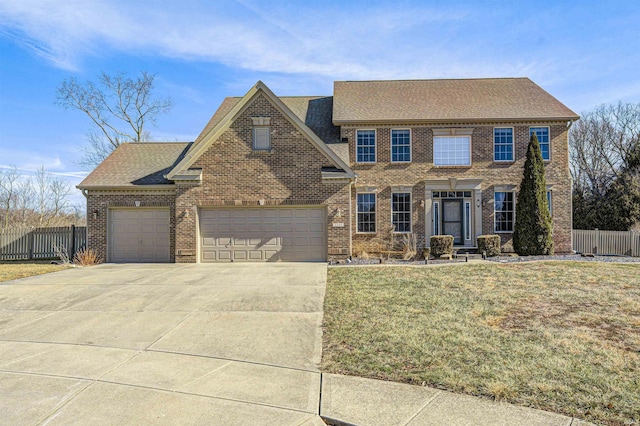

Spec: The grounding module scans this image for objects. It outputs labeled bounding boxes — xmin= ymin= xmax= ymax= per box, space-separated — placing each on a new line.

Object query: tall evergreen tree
xmin=513 ymin=133 xmax=554 ymax=255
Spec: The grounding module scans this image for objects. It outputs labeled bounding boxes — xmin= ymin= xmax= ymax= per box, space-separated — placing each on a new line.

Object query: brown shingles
xmin=78 ymin=142 xmax=192 ymax=188
xmin=333 ymin=78 xmax=579 ymax=123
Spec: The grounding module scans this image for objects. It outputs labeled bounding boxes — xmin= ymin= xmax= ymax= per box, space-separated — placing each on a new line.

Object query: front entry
xmin=442 ymin=199 xmax=464 ymax=244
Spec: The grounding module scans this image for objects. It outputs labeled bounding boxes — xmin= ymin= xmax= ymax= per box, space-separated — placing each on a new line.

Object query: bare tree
xmin=56 ymin=71 xmax=173 ymax=167
xmin=570 ymin=102 xmax=640 ymax=196
xmin=0 ymin=166 xmax=76 ymax=229
xmin=0 ymin=167 xmax=21 ymax=229
xmin=570 ymin=102 xmax=640 ymax=229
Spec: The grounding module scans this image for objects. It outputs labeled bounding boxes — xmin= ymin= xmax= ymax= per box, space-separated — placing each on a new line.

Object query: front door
xmin=442 ymin=199 xmax=463 ymax=244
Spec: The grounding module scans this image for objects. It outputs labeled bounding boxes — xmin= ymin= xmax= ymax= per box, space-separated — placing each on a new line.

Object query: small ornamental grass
xmin=322 ymin=262 xmax=640 ymax=426
xmin=73 ymin=248 xmax=102 ymax=266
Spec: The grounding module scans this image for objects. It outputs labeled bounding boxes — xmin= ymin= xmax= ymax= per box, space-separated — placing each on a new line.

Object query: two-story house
xmin=78 ymin=78 xmax=579 ymax=263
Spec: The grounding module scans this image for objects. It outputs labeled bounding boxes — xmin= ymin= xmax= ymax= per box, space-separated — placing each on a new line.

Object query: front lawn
xmin=0 ymin=262 xmax=68 ymax=282
xmin=323 ymin=262 xmax=640 ymax=426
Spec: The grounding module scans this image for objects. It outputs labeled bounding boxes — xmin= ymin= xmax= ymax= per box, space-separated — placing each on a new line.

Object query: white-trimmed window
xmin=356 ymin=130 xmax=376 ymax=163
xmin=547 ymin=190 xmax=553 ymax=216
xmin=530 ymin=127 xmax=550 ymax=161
xmin=433 ymin=201 xmax=440 ymax=235
xmin=494 ymin=128 xmax=513 ymax=161
xmin=357 ymin=193 xmax=376 ymax=233
xmin=252 ymin=117 xmax=271 ymax=150
xmin=434 ymin=136 xmax=471 ymax=166
xmin=494 ymin=191 xmax=514 ymax=232
xmin=391 ymin=129 xmax=411 ymax=162
xmin=391 ymin=192 xmax=411 ymax=233
xmin=253 ymin=127 xmax=270 ymax=150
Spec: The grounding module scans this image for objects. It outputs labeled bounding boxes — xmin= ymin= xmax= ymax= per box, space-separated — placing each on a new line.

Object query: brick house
xmin=78 ymin=78 xmax=579 ymax=263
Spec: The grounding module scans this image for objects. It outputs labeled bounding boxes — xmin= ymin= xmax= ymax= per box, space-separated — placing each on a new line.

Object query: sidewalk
xmin=320 ymin=373 xmax=595 ymax=426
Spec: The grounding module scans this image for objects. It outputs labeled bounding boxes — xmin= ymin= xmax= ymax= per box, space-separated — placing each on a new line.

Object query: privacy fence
xmin=0 ymin=226 xmax=87 ymax=261
xmin=572 ymin=229 xmax=640 ymax=257
xmin=1 ymin=226 xmax=638 ymax=260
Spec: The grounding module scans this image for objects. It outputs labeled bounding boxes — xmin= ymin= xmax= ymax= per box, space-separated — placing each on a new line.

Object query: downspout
xmin=349 ymin=175 xmax=357 ymax=258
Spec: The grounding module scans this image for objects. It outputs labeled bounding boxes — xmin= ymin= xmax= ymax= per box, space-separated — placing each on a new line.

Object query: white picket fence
xmin=573 ymin=229 xmax=640 ymax=257
xmin=0 ymin=226 xmax=87 ymax=261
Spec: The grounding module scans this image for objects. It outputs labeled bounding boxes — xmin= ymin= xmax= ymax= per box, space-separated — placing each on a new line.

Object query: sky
xmin=1 ymin=0 xmax=639 ymax=207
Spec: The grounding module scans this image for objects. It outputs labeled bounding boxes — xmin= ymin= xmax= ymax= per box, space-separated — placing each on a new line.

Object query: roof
xmin=193 ymin=95 xmax=348 ymax=164
xmin=169 ymin=81 xmax=354 ymax=180
xmin=77 ymin=142 xmax=191 ymax=189
xmin=195 ymin=96 xmax=341 ymax=145
xmin=333 ymin=78 xmax=579 ymax=123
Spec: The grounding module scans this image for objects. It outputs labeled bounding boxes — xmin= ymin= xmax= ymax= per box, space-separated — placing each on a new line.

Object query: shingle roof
xmin=195 ymin=96 xmax=341 ymax=144
xmin=77 ymin=142 xmax=191 ymax=188
xmin=333 ymin=78 xmax=579 ymax=123
xmin=193 ymin=95 xmax=347 ymax=163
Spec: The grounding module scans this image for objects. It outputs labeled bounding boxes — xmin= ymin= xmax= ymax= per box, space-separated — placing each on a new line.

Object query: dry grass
xmin=0 ymin=262 xmax=68 ymax=282
xmin=73 ymin=248 xmax=102 ymax=266
xmin=323 ymin=262 xmax=640 ymax=426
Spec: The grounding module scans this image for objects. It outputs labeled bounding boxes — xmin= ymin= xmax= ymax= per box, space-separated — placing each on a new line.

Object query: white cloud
xmin=0 ymin=0 xmax=538 ymax=80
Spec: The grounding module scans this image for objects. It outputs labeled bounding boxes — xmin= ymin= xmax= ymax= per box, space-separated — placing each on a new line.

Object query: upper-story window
xmin=391 ymin=129 xmax=411 ymax=162
xmin=433 ymin=136 xmax=471 ymax=166
xmin=494 ymin=128 xmax=513 ymax=161
xmin=530 ymin=127 xmax=550 ymax=161
xmin=356 ymin=130 xmax=376 ymax=163
xmin=251 ymin=117 xmax=271 ymax=150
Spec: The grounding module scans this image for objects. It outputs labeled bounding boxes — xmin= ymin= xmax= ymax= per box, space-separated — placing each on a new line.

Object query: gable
xmin=168 ymin=81 xmax=354 ymax=180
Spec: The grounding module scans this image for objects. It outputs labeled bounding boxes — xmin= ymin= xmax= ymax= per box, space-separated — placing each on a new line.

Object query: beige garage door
xmin=109 ymin=209 xmax=170 ymax=263
xmin=199 ymin=207 xmax=326 ymax=262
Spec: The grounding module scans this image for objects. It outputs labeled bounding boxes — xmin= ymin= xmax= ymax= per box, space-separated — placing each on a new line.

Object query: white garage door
xmin=199 ymin=207 xmax=326 ymax=262
xmin=109 ymin=209 xmax=170 ymax=263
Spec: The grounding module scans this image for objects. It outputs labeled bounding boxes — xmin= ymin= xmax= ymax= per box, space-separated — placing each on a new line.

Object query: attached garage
xmin=199 ymin=207 xmax=326 ymax=262
xmin=109 ymin=209 xmax=171 ymax=263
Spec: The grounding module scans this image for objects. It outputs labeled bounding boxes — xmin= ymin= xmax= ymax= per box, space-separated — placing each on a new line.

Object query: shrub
xmin=477 ymin=235 xmax=501 ymax=257
xmin=513 ymin=132 xmax=553 ymax=255
xmin=73 ymin=248 xmax=102 ymax=266
xmin=430 ymin=235 xmax=454 ymax=257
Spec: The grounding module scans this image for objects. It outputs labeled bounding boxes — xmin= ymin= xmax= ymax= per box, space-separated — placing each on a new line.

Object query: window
xmin=434 ymin=136 xmax=471 ymax=166
xmin=432 ymin=191 xmax=471 ymax=198
xmin=494 ymin=128 xmax=513 ymax=161
xmin=356 ymin=130 xmax=376 ymax=163
xmin=251 ymin=117 xmax=271 ymax=150
xmin=253 ymin=127 xmax=270 ymax=150
xmin=433 ymin=201 xmax=440 ymax=235
xmin=357 ymin=193 xmax=376 ymax=232
xmin=547 ymin=191 xmax=552 ymax=216
xmin=391 ymin=129 xmax=411 ymax=162
xmin=392 ymin=192 xmax=411 ymax=232
xmin=494 ymin=191 xmax=514 ymax=232
xmin=530 ymin=127 xmax=550 ymax=160
xmin=465 ymin=201 xmax=471 ymax=240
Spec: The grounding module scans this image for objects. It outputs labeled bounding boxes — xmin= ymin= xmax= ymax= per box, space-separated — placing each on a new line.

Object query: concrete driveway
xmin=0 ymin=263 xmax=327 ymax=425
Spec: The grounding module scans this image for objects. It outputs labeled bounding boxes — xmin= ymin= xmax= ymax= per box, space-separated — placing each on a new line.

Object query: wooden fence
xmin=573 ymin=229 xmax=640 ymax=257
xmin=0 ymin=226 xmax=87 ymax=261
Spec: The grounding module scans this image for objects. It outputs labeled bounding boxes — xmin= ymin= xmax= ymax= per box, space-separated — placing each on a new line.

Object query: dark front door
xmin=442 ymin=199 xmax=463 ymax=244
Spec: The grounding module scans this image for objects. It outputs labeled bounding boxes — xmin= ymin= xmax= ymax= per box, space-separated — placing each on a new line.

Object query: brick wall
xmin=343 ymin=123 xmax=573 ymax=253
xmin=85 ymin=192 xmax=176 ymax=262
xmin=175 ymin=93 xmax=351 ymax=263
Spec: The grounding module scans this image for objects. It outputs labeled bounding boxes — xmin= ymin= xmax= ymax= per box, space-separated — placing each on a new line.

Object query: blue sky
xmin=1 ymin=0 xmax=639 ymax=205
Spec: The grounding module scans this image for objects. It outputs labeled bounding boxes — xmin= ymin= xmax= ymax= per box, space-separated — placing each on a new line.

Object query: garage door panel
xmin=200 ymin=207 xmax=326 ymax=262
xmin=109 ymin=209 xmax=170 ymax=263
